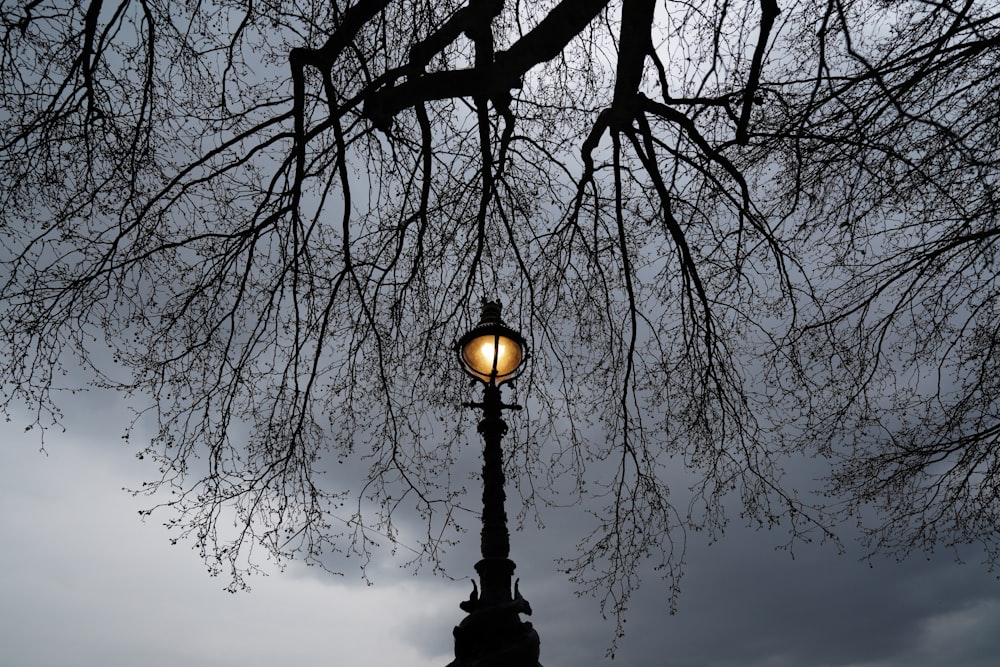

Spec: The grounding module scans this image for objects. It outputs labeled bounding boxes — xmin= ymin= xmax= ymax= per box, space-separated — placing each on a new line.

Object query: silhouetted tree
xmin=2 ymin=0 xmax=998 ymax=636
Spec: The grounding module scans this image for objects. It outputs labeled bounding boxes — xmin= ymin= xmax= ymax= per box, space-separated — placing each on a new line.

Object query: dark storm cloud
xmin=603 ymin=522 xmax=1000 ymax=667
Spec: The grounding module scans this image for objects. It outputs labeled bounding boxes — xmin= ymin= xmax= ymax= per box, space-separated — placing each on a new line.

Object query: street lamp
xmin=446 ymin=300 xmax=542 ymax=667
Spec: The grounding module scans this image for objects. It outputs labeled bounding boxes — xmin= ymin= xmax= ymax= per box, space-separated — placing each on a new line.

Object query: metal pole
xmin=476 ymin=382 xmax=513 ymax=604
xmin=445 ymin=383 xmax=542 ymax=667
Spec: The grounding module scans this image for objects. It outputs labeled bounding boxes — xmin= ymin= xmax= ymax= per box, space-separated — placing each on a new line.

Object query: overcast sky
xmin=3 ymin=387 xmax=1000 ymax=667
xmin=3 ymin=4 xmax=999 ymax=666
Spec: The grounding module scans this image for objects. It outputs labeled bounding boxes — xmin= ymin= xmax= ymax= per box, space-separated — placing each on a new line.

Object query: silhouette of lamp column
xmin=446 ymin=300 xmax=542 ymax=667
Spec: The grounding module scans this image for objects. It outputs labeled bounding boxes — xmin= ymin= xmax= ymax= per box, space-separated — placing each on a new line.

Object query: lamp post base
xmin=446 ymin=559 xmax=542 ymax=667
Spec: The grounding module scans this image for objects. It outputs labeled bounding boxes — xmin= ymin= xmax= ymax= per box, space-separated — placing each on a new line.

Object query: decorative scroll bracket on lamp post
xmin=446 ymin=300 xmax=542 ymax=667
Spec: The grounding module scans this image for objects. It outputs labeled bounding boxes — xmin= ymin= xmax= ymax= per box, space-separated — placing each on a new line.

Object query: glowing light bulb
xmin=456 ymin=303 xmax=526 ymax=384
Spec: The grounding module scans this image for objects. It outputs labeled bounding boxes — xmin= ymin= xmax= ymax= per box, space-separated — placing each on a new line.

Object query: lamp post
xmin=446 ymin=300 xmax=542 ymax=667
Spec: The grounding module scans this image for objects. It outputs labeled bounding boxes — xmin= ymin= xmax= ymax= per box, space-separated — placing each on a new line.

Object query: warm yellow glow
xmin=462 ymin=333 xmax=524 ymax=383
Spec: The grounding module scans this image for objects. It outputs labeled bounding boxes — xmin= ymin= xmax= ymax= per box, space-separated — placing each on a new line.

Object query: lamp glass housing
xmin=461 ymin=332 xmax=524 ymax=385
xmin=457 ymin=301 xmax=526 ymax=385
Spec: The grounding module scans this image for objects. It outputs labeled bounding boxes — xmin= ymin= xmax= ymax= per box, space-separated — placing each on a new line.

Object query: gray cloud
xmin=3 ymin=391 xmax=999 ymax=667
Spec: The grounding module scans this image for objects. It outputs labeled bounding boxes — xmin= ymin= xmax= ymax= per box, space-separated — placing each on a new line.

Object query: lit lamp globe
xmin=456 ymin=301 xmax=526 ymax=386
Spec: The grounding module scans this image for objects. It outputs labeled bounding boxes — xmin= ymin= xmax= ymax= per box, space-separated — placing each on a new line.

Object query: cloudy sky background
xmin=3 ymin=379 xmax=1000 ymax=667
xmin=4 ymin=3 xmax=1000 ymax=665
